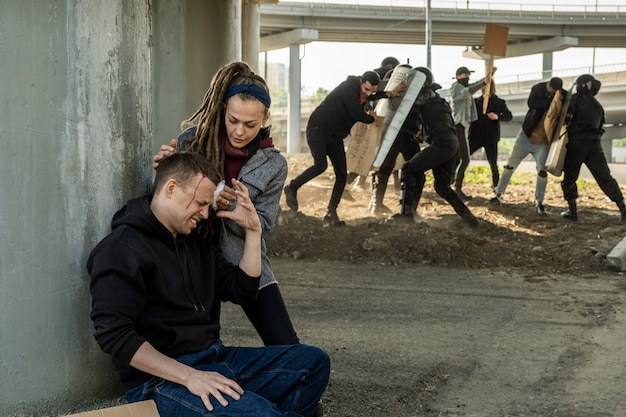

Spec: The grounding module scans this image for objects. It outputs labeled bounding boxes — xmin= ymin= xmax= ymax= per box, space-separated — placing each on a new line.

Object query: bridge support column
xmin=542 ymin=51 xmax=553 ymax=79
xmin=288 ymin=44 xmax=302 ymax=153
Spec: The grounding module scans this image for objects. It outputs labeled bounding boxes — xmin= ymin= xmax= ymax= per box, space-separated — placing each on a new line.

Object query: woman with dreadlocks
xmin=153 ymin=61 xmax=299 ymax=346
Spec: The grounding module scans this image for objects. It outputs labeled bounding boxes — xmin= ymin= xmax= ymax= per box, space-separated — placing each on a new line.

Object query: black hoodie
xmin=87 ymin=196 xmax=259 ymax=390
xmin=307 ymin=75 xmax=382 ymax=141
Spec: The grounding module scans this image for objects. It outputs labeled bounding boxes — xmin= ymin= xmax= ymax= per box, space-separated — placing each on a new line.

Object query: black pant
xmin=291 ymin=127 xmax=347 ymax=211
xmin=374 ymin=131 xmax=421 ymax=202
xmin=453 ymin=123 xmax=471 ymax=190
xmin=469 ymin=141 xmax=499 ymax=189
xmin=241 ymin=283 xmax=300 ymax=346
xmin=403 ymin=139 xmax=473 ymax=217
xmin=562 ymin=138 xmax=623 ymax=203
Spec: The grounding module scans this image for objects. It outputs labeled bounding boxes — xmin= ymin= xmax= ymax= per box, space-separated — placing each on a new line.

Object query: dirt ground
xmin=236 ymin=152 xmax=626 ymax=417
xmin=269 ymin=153 xmax=626 ymax=275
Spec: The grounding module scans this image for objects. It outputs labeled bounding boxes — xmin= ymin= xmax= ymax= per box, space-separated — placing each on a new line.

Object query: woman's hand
xmin=216 ymin=185 xmax=237 ymax=210
xmin=152 ymin=139 xmax=177 ymax=169
xmin=217 ymin=179 xmax=261 ymax=233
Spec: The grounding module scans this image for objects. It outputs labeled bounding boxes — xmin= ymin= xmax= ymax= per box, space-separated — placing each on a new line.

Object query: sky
xmin=263 ymin=43 xmax=626 ymax=96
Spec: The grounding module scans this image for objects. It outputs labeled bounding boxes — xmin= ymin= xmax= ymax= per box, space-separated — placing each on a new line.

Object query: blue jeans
xmin=495 ymin=130 xmax=549 ymax=203
xmin=126 ymin=341 xmax=330 ymax=417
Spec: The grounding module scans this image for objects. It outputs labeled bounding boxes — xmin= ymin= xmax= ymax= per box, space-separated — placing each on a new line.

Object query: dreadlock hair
xmin=181 ymin=61 xmax=271 ymax=178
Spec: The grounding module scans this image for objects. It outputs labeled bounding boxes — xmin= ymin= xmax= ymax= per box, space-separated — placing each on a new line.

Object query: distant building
xmin=260 ymin=61 xmax=288 ymax=105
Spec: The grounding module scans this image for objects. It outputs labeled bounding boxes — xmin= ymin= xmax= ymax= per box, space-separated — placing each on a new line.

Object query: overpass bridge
xmin=259 ymin=1 xmax=626 ymax=152
xmin=260 ymin=1 xmax=626 ymax=49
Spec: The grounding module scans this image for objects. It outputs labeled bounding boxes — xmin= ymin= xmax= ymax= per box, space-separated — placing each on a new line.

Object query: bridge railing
xmin=281 ymin=0 xmax=626 ymax=15
xmin=487 ymin=63 xmax=626 ymax=96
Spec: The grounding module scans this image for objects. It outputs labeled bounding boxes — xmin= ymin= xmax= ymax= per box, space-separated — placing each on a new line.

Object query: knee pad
xmin=538 ymin=170 xmax=547 ymax=178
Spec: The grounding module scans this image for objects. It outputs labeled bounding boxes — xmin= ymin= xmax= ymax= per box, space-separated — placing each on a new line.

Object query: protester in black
xmin=284 ymin=71 xmax=403 ymax=225
xmin=393 ymin=67 xmax=479 ymax=227
xmin=560 ymin=74 xmax=626 ymax=221
xmin=466 ymin=81 xmax=512 ymax=191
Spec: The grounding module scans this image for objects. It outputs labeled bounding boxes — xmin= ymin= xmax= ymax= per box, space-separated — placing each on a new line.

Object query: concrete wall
xmin=0 ymin=1 xmax=242 ymax=415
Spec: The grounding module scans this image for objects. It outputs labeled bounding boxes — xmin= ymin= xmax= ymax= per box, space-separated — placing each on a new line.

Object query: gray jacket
xmin=450 ymin=78 xmax=486 ymax=127
xmin=219 ymin=146 xmax=287 ymax=288
xmin=177 ymin=128 xmax=288 ymax=289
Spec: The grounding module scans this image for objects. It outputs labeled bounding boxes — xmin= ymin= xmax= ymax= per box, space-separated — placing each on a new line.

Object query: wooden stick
xmin=482 ymin=55 xmax=494 ymax=114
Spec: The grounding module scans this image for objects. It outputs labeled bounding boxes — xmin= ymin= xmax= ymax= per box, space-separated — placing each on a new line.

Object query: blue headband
xmin=225 ymin=84 xmax=271 ymax=108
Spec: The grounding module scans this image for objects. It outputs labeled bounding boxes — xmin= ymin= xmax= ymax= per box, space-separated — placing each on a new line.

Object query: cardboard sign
xmin=483 ymin=23 xmax=509 ymax=57
xmin=64 ymin=400 xmax=160 ymax=417
xmin=482 ymin=23 xmax=509 ymax=113
xmin=546 ymin=84 xmax=574 ymax=176
xmin=543 ymin=89 xmax=564 ymax=144
xmin=346 ymin=117 xmax=385 ymax=177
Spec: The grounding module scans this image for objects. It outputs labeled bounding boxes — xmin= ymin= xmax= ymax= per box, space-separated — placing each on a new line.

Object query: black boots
xmin=561 ymin=199 xmax=578 ymax=221
xmin=322 ymin=208 xmax=345 ymax=226
xmin=617 ymin=200 xmax=626 ymax=222
xmin=389 ymin=175 xmax=416 ymax=222
xmin=283 ymin=184 xmax=298 ymax=211
xmin=561 ymin=199 xmax=626 ymax=222
xmin=398 ymin=176 xmax=416 ymax=218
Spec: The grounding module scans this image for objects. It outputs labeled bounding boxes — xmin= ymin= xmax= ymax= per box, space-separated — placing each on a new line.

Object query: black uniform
xmin=399 ymin=93 xmax=479 ymax=227
xmin=561 ymin=90 xmax=625 ymax=217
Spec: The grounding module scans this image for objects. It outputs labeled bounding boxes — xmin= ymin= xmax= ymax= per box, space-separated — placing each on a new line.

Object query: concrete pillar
xmin=0 ymin=1 xmax=239 ymax=414
xmin=0 ymin=1 xmax=153 ymax=414
xmin=224 ymin=0 xmax=242 ymax=63
xmin=242 ymin=0 xmax=261 ymax=71
xmin=152 ymin=0 xmax=239 ymax=146
xmin=288 ymin=44 xmax=302 ymax=153
xmin=543 ymin=51 xmax=554 ymax=79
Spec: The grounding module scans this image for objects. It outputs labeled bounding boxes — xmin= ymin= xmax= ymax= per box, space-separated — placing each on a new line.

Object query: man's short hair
xmin=361 ymin=71 xmax=381 ymax=87
xmin=549 ymin=77 xmax=563 ymax=91
xmin=153 ymin=152 xmax=221 ymax=194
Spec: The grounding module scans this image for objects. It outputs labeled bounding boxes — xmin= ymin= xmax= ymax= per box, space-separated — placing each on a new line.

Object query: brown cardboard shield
xmin=482 ymin=24 xmax=509 ymax=113
xmin=483 ymin=24 xmax=509 ymax=57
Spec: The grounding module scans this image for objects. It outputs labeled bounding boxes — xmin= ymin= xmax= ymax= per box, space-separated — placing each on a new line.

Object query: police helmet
xmin=576 ymin=74 xmax=601 ymax=96
xmin=380 ymin=57 xmax=400 ymax=69
xmin=413 ymin=66 xmax=433 ymax=88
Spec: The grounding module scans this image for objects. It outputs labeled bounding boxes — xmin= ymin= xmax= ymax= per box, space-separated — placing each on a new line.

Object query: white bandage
xmin=212 ymin=180 xmax=226 ymax=210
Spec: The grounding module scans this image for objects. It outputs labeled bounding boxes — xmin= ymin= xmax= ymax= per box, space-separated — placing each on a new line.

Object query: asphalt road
xmin=220 ymin=259 xmax=626 ymax=417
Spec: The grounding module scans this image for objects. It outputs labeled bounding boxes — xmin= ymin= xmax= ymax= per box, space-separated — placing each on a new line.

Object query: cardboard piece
xmin=346 ymin=117 xmax=385 ymax=177
xmin=543 ymin=89 xmax=564 ymax=144
xmin=546 ymin=83 xmax=574 ymax=176
xmin=372 ymin=67 xmax=426 ymax=168
xmin=64 ymin=400 xmax=160 ymax=417
xmin=482 ymin=23 xmax=509 ymax=57
xmin=481 ymin=23 xmax=509 ymax=114
xmin=528 ymin=111 xmax=549 ymax=145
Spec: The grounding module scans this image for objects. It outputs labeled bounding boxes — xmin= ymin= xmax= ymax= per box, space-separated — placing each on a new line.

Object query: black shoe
xmin=456 ymin=190 xmax=473 ymax=201
xmin=535 ymin=203 xmax=548 ymax=215
xmin=461 ymin=214 xmax=480 ymax=228
xmin=322 ymin=210 xmax=345 ymax=226
xmin=490 ymin=195 xmax=503 ymax=205
xmin=561 ymin=209 xmax=578 ymax=221
xmin=284 ymin=185 xmax=298 ymax=211
xmin=388 ymin=213 xmax=415 ymax=223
